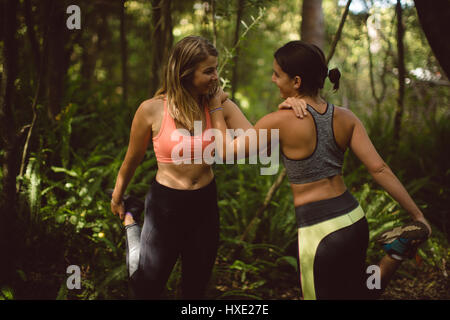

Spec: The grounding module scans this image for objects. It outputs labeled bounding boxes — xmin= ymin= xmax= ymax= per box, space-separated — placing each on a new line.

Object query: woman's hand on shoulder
xmin=208 ymin=87 xmax=228 ymax=111
xmin=278 ymin=97 xmax=308 ymax=118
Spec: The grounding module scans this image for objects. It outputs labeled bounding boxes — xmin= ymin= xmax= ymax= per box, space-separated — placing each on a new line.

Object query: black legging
xmin=131 ymin=178 xmax=220 ymax=299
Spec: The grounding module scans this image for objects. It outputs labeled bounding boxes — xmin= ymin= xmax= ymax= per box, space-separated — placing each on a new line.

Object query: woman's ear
xmin=293 ymin=76 xmax=301 ymax=90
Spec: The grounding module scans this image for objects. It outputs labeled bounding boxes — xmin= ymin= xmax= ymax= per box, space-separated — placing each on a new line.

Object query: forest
xmin=0 ymin=0 xmax=449 ymax=300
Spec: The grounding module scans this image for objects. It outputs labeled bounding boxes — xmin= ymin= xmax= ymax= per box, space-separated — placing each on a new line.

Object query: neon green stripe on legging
xmin=297 ymin=205 xmax=365 ymax=300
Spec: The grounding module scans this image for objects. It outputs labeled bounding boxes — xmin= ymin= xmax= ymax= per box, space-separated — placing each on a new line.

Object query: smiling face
xmin=271 ymin=59 xmax=301 ymax=99
xmin=189 ymin=55 xmax=219 ymax=97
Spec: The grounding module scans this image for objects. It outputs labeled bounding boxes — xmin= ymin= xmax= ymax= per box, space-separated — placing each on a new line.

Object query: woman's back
xmin=276 ymin=101 xmax=356 ymax=206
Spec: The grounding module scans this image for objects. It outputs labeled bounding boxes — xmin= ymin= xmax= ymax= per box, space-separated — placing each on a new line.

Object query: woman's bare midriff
xmin=290 ymin=174 xmax=348 ymax=207
xmin=155 ymin=162 xmax=214 ymax=190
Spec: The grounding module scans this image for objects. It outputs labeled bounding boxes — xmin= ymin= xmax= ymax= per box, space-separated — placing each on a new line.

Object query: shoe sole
xmin=376 ymin=221 xmax=429 ymax=245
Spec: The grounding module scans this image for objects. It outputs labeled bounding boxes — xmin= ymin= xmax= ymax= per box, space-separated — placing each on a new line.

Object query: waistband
xmin=148 ymin=178 xmax=217 ymax=209
xmin=152 ymin=177 xmax=216 ymax=193
xmin=295 ymin=190 xmax=359 ymax=228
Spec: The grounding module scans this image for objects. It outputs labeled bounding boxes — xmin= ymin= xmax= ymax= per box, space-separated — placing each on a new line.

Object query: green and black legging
xmin=295 ymin=190 xmax=380 ymax=300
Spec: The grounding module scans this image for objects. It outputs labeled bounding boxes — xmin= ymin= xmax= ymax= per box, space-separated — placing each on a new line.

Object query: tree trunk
xmin=211 ymin=0 xmax=217 ymax=47
xmin=120 ymin=0 xmax=128 ymax=109
xmin=24 ymin=0 xmax=41 ymax=73
xmin=300 ymin=0 xmax=324 ymax=49
xmin=80 ymin=4 xmax=110 ymax=95
xmin=0 ymin=0 xmax=20 ymax=289
xmin=149 ymin=0 xmax=173 ymax=96
xmin=393 ymin=0 xmax=406 ymax=149
xmin=46 ymin=0 xmax=72 ymax=120
xmin=231 ymin=0 xmax=245 ymax=101
xmin=414 ymin=0 xmax=450 ymax=77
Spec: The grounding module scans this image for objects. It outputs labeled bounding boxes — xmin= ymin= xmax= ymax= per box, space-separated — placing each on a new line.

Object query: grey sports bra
xmin=281 ymin=102 xmax=345 ymax=184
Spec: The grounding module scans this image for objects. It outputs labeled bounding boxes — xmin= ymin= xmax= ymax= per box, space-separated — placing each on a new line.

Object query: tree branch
xmin=393 ymin=0 xmax=406 ymax=149
xmin=239 ymin=168 xmax=287 ymax=242
xmin=326 ymin=0 xmax=352 ymax=64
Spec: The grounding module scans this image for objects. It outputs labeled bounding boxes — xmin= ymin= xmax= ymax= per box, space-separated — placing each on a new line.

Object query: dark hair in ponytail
xmin=328 ymin=68 xmax=341 ymax=91
xmin=274 ymin=41 xmax=341 ymax=95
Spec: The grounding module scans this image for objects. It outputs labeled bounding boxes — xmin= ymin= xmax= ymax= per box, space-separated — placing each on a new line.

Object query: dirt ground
xmin=380 ymin=260 xmax=449 ymax=300
xmin=213 ymin=258 xmax=449 ymax=300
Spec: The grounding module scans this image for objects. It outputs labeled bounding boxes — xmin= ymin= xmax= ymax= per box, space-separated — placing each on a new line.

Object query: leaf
xmin=24 ymin=157 xmax=41 ymax=216
xmin=16 ymin=269 xmax=27 ymax=281
xmin=277 ymin=256 xmax=298 ymax=271
xmin=248 ymin=280 xmax=266 ymax=290
xmin=29 ymin=165 xmax=41 ymax=215
xmin=230 ymin=260 xmax=258 ymax=273
xmin=56 ymin=214 xmax=66 ymax=224
xmin=69 ymin=215 xmax=78 ymax=225
xmin=51 ymin=166 xmax=78 ymax=177
xmin=56 ymin=281 xmax=68 ymax=300
xmin=96 ymin=264 xmax=127 ymax=297
xmin=100 ymin=237 xmax=117 ymax=253
xmin=245 ymin=243 xmax=283 ymax=255
xmin=217 ymin=290 xmax=262 ymax=300
xmin=0 ymin=286 xmax=14 ymax=300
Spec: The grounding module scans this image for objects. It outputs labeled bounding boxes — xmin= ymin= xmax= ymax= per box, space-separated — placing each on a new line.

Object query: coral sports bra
xmin=152 ymin=99 xmax=215 ymax=164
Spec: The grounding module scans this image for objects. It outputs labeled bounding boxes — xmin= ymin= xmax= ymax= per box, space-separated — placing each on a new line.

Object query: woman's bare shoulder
xmin=139 ymin=97 xmax=164 ymax=114
xmin=255 ymin=109 xmax=309 ymax=130
xmin=334 ymin=105 xmax=360 ymax=122
xmin=132 ymin=97 xmax=165 ymax=128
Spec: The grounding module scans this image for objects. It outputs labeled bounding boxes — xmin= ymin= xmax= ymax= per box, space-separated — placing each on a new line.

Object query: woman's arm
xmin=111 ymin=101 xmax=153 ymax=219
xmin=222 ymin=96 xmax=307 ymax=130
xmin=221 ymin=98 xmax=254 ymax=131
xmin=348 ymin=111 xmax=431 ymax=234
xmin=208 ymin=91 xmax=279 ymax=161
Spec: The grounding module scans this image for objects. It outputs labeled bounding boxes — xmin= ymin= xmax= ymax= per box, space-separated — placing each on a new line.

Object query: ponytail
xmin=328 ymin=68 xmax=341 ymax=91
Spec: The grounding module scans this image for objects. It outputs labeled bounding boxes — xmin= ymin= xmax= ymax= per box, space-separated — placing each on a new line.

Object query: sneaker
xmin=376 ymin=221 xmax=429 ymax=260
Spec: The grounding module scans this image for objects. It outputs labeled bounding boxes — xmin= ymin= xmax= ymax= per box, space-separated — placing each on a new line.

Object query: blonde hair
xmin=154 ymin=36 xmax=219 ymax=131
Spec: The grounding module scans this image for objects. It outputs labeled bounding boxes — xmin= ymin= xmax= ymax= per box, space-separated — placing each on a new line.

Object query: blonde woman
xmin=110 ymin=36 xmax=258 ymax=299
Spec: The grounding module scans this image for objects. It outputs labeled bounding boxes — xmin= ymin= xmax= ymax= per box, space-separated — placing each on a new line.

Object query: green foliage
xmin=5 ymin=0 xmax=449 ymax=300
xmin=15 ymin=122 xmax=145 ymax=298
xmin=0 ymin=287 xmax=14 ymax=300
xmin=356 ymin=183 xmax=408 ymax=262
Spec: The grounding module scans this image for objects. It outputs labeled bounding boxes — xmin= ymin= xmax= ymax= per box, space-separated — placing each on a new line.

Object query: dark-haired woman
xmin=208 ymin=40 xmax=431 ymax=299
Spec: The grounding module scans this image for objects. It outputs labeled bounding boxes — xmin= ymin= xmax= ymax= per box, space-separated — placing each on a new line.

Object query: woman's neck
xmin=294 ymin=94 xmax=325 ymax=106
